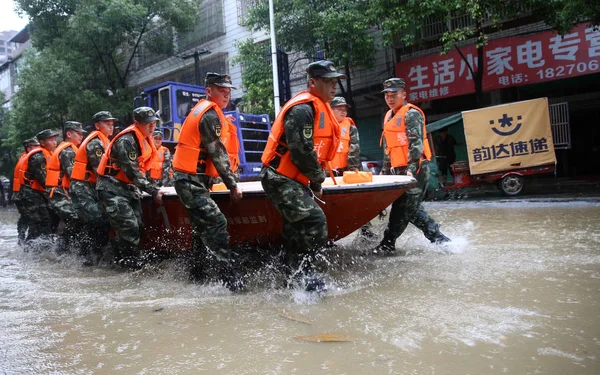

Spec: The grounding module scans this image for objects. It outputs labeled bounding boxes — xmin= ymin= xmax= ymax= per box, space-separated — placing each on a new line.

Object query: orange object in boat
xmin=210 ymin=183 xmax=228 ymax=191
xmin=342 ymin=171 xmax=373 ymax=184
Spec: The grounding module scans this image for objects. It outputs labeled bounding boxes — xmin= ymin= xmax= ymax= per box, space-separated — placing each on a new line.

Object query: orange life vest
xmin=226 ymin=121 xmax=240 ymax=173
xmin=261 ymin=91 xmax=340 ymax=185
xmin=12 ymin=152 xmax=28 ymax=192
xmin=97 ymin=125 xmax=157 ymax=184
xmin=330 ymin=117 xmax=356 ymax=170
xmin=381 ymin=103 xmax=432 ymax=169
xmin=172 ymin=99 xmax=232 ymax=177
xmin=71 ymin=131 xmax=110 ymax=183
xmin=19 ymin=147 xmax=52 ymax=192
xmin=46 ymin=142 xmax=78 ymax=189
xmin=149 ymin=145 xmax=168 ymax=180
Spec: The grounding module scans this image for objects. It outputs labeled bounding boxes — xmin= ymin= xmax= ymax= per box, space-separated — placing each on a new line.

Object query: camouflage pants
xmin=48 ymin=187 xmax=82 ymax=251
xmin=97 ymin=188 xmax=143 ymax=261
xmin=70 ymin=180 xmax=110 ymax=256
xmin=383 ymin=162 xmax=441 ymax=243
xmin=260 ymin=167 xmax=328 ymax=269
xmin=174 ymin=176 xmax=231 ymax=267
xmin=18 ymin=186 xmax=53 ymax=242
xmin=13 ymin=194 xmax=29 ymax=244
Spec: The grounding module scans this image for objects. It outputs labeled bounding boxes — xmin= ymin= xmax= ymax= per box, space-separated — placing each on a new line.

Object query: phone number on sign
xmin=536 ymin=60 xmax=599 ymax=79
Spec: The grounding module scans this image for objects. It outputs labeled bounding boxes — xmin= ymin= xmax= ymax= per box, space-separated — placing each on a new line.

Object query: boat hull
xmin=140 ymin=175 xmax=416 ymax=251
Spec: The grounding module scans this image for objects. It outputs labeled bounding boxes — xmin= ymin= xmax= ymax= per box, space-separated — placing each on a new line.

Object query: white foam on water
xmin=537 ymin=347 xmax=584 ymax=361
xmin=425 ymin=198 xmax=600 ymax=209
xmin=1 ymin=200 xmax=599 ymax=374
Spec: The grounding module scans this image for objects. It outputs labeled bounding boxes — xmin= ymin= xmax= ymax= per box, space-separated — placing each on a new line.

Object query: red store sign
xmin=395 ymin=24 xmax=600 ymax=103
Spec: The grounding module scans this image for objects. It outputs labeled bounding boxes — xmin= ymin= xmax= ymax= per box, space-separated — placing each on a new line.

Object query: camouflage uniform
xmin=260 ymin=103 xmax=329 ymax=272
xmin=379 ymin=98 xmax=449 ymax=250
xmin=13 ymin=153 xmax=29 ymax=244
xmin=47 ymin=144 xmax=81 ymax=251
xmin=20 ymin=131 xmax=57 ymax=242
xmin=173 ymin=108 xmax=238 ymax=274
xmin=97 ymin=119 xmax=160 ymax=269
xmin=70 ymin=136 xmax=111 ymax=257
xmin=262 ymin=61 xmax=347 ymax=292
xmin=347 ymin=125 xmax=362 ymax=171
xmin=12 ymin=186 xmax=29 ymax=244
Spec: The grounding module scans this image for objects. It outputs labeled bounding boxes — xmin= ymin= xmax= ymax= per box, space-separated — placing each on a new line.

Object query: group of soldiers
xmin=11 ymin=61 xmax=450 ymax=294
xmin=260 ymin=61 xmax=450 ymax=292
xmin=12 ymin=110 xmax=173 ymax=267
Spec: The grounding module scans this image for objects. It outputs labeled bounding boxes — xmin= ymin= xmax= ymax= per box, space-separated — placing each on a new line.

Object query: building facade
xmin=0 ymin=27 xmax=31 ymax=108
xmin=0 ymin=30 xmax=18 ymax=64
xmin=129 ymin=5 xmax=599 ymax=178
xmin=389 ymin=16 xmax=600 ymax=178
xmin=128 ymin=0 xmax=268 ymax=104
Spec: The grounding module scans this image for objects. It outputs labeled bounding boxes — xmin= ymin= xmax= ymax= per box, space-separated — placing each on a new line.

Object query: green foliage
xmin=231 ymin=40 xmax=275 ymax=119
xmin=244 ymin=0 xmax=376 ymax=69
xmin=372 ymin=0 xmax=525 ymax=51
xmin=534 ymin=0 xmax=600 ymax=34
xmin=16 ymin=0 xmax=199 ymax=89
xmin=242 ymin=0 xmax=377 ymax=110
xmin=370 ymin=0 xmax=599 ymax=107
xmin=0 ymin=92 xmax=14 ymax=178
xmin=1 ymin=0 xmax=201 ymax=158
xmin=2 ymin=49 xmax=132 ymax=149
xmin=373 ymin=0 xmax=599 ymax=53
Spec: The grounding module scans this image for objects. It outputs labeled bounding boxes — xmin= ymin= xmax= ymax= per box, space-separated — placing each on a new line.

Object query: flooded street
xmin=1 ymin=199 xmax=599 ymax=375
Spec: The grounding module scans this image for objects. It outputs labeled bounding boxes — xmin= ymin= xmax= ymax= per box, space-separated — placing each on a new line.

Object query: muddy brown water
xmin=1 ymin=199 xmax=599 ymax=374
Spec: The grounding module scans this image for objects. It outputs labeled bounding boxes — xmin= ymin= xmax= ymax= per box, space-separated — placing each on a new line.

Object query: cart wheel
xmin=498 ymin=175 xmax=525 ymax=196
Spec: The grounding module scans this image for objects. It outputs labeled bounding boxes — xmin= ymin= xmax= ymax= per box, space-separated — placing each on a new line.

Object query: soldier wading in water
xmin=261 ymin=60 xmax=343 ymax=293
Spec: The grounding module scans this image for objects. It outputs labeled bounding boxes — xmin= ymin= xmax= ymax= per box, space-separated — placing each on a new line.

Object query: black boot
xmin=289 ymin=256 xmax=327 ymax=293
xmin=223 ymin=268 xmax=245 ymax=292
xmin=360 ymin=226 xmax=376 ymax=239
xmin=218 ymin=263 xmax=245 ymax=292
xmin=118 ymin=255 xmax=143 ymax=270
xmin=115 ymin=242 xmax=142 ymax=270
xmin=431 ymin=232 xmax=451 ymax=244
xmin=368 ymin=238 xmax=397 ymax=256
xmin=303 ymin=274 xmax=326 ymax=293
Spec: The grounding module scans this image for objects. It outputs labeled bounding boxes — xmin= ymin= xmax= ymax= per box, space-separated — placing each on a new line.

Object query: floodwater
xmin=1 ymin=199 xmax=599 ymax=375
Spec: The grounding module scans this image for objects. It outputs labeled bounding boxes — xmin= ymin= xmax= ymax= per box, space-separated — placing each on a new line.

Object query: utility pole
xmin=268 ymin=0 xmax=281 ymax=116
xmin=180 ymin=49 xmax=212 ymax=86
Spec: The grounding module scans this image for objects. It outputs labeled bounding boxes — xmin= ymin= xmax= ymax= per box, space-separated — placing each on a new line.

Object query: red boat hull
xmin=140 ymin=177 xmax=416 ymax=251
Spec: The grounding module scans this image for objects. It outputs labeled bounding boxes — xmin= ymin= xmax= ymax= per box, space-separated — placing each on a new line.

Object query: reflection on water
xmin=1 ymin=199 xmax=599 ymax=374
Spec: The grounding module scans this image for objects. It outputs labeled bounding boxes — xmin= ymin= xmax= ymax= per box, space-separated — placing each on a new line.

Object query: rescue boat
xmin=140 ymin=175 xmax=416 ymax=251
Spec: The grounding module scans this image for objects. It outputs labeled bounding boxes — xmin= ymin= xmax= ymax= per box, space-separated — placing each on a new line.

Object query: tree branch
xmin=89 ymin=36 xmax=115 ymax=88
xmin=454 ymin=44 xmax=475 ymax=80
xmin=122 ymin=16 xmax=151 ymax=87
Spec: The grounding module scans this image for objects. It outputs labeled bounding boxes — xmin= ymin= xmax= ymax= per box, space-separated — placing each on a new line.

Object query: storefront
xmin=391 ymin=22 xmax=600 ymax=178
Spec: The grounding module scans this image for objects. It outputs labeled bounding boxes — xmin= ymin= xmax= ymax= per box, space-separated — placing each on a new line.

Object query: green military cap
xmin=64 ymin=121 xmax=87 ymax=133
xmin=92 ymin=111 xmax=118 ymax=123
xmin=23 ymin=137 xmax=40 ymax=147
xmin=381 ymin=78 xmax=406 ymax=92
xmin=152 ymin=130 xmax=164 ymax=138
xmin=330 ymin=96 xmax=351 ymax=108
xmin=133 ymin=106 xmax=159 ymax=123
xmin=306 ymin=60 xmax=346 ymax=79
xmin=205 ymin=72 xmax=237 ymax=89
xmin=36 ymin=129 xmax=60 ymax=140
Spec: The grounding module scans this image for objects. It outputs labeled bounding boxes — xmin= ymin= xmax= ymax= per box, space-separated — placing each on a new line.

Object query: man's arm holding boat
xmin=112 ymin=135 xmax=160 ymax=197
xmin=348 ymin=123 xmax=362 ymax=171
